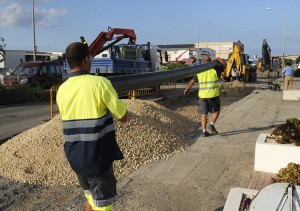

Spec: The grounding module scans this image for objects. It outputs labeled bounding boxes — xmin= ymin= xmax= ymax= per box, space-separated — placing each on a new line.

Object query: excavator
xmin=63 ymin=27 xmax=166 ymax=75
xmin=221 ymin=43 xmax=256 ymax=82
xmin=256 ymin=39 xmax=280 ymax=79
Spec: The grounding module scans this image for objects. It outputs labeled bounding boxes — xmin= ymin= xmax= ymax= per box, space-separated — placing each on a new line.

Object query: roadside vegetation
xmin=0 ymin=85 xmax=49 ymax=106
xmin=163 ymin=63 xmax=189 ymax=70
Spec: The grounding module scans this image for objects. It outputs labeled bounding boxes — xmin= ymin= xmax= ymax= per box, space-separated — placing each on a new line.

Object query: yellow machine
xmin=221 ymin=44 xmax=256 ymax=82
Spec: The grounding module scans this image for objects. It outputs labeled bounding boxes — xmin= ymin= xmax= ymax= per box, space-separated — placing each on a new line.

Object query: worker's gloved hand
xmin=184 ymin=89 xmax=189 ymax=96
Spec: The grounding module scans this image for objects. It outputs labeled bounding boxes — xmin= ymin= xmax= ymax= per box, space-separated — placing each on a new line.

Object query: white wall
xmin=0 ymin=50 xmax=25 ymax=69
xmin=195 ymin=42 xmax=235 ymax=60
xmin=167 ymin=48 xmax=216 ymax=62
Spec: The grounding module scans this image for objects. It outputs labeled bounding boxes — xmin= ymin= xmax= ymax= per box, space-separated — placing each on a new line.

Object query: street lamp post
xmin=197 ymin=22 xmax=211 ymax=64
xmin=267 ymin=7 xmax=286 ymax=67
xmin=32 ymin=0 xmax=36 ymax=61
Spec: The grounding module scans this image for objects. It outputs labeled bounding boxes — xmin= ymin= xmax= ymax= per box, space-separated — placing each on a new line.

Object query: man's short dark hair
xmin=80 ymin=36 xmax=84 ymax=40
xmin=65 ymin=42 xmax=89 ymax=69
xmin=204 ymin=55 xmax=212 ymax=62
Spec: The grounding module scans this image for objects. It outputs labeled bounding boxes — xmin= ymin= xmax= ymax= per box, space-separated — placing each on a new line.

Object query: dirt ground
xmin=0 ymin=81 xmax=257 ymax=211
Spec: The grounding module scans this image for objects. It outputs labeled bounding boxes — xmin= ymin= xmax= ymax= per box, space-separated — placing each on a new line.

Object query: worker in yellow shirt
xmin=80 ymin=36 xmax=89 ymax=47
xmin=57 ymin=42 xmax=127 ymax=211
xmin=184 ymin=56 xmax=226 ymax=137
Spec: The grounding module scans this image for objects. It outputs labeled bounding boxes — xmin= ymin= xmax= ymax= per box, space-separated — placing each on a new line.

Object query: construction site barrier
xmin=118 ymin=82 xmax=176 ymax=99
xmin=50 ymin=86 xmax=59 ymax=119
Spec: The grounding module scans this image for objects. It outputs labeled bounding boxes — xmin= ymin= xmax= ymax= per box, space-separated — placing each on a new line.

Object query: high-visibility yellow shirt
xmin=196 ymin=68 xmax=219 ymax=98
xmin=56 ymin=71 xmax=126 ymax=177
xmin=57 ymin=72 xmax=126 ymax=120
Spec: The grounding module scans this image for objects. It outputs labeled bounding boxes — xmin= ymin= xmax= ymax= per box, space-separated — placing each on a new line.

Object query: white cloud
xmin=0 ymin=4 xmax=31 ymax=27
xmin=0 ymin=3 xmax=67 ymax=27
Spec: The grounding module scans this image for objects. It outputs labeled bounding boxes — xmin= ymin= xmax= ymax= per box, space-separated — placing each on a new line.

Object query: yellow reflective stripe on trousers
xmin=85 ymin=192 xmax=114 ymax=211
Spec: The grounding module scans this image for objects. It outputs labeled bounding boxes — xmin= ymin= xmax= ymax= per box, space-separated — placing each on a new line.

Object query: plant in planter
xmin=267 ymin=118 xmax=300 ymax=145
xmin=255 ymin=118 xmax=300 ymax=173
xmin=272 ymin=162 xmax=300 ymax=185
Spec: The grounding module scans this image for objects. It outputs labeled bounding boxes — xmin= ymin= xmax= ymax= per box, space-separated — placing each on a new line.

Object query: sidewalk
xmin=114 ymin=78 xmax=300 ymax=211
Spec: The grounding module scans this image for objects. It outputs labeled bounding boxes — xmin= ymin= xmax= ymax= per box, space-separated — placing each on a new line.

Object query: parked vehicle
xmin=63 ymin=27 xmax=167 ymax=76
xmin=3 ymin=60 xmax=62 ymax=89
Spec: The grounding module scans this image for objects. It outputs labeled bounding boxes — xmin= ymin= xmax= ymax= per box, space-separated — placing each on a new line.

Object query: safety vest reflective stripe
xmin=63 ymin=112 xmax=115 ymax=142
xmin=197 ymin=68 xmax=219 ymax=98
xmin=198 ymin=84 xmax=219 ymax=91
xmin=198 ymin=79 xmax=219 ymax=85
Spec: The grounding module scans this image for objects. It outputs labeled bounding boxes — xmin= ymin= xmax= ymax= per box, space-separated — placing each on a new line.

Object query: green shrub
xmin=0 ymin=85 xmax=48 ymax=106
xmin=164 ymin=63 xmax=189 ymax=70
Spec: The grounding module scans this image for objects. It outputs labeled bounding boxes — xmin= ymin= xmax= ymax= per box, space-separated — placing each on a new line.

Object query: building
xmin=158 ymin=44 xmax=216 ymax=64
xmin=195 ymin=40 xmax=245 ymax=60
xmin=0 ymin=50 xmax=63 ymax=70
xmin=0 ymin=50 xmax=64 ymax=80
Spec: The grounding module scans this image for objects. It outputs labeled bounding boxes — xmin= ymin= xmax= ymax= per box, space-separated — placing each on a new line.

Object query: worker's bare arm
xmin=184 ymin=79 xmax=195 ymax=96
xmin=213 ymin=57 xmax=227 ymax=66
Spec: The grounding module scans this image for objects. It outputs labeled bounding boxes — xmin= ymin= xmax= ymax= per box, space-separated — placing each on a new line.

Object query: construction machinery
xmin=256 ymin=39 xmax=280 ymax=79
xmin=63 ymin=27 xmax=167 ymax=76
xmin=221 ymin=43 xmax=256 ymax=82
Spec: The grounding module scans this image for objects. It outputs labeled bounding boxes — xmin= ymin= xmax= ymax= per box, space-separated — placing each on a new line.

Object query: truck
xmin=63 ymin=27 xmax=167 ymax=76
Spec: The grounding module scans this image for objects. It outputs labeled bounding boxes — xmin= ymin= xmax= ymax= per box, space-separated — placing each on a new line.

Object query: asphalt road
xmin=0 ymin=101 xmax=51 ymax=143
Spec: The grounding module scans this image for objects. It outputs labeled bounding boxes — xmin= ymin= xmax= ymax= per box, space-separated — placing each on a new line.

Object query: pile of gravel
xmin=0 ymin=100 xmax=194 ymax=186
xmin=219 ymin=81 xmax=256 ymax=98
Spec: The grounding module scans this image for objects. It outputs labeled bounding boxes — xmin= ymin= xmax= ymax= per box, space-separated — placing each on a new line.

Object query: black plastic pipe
xmin=108 ymin=61 xmax=219 ymax=92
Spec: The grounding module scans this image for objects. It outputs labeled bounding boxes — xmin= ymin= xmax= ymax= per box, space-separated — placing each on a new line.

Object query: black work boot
xmin=201 ymin=131 xmax=209 ymax=137
xmin=209 ymin=124 xmax=219 ymax=135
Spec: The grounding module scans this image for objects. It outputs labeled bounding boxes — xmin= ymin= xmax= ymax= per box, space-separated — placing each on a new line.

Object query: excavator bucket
xmin=256 ymin=70 xmax=269 ymax=79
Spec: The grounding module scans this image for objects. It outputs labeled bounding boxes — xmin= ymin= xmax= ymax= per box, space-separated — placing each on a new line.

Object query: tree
xmin=0 ymin=37 xmax=6 ymax=63
xmin=296 ymin=56 xmax=300 ymax=64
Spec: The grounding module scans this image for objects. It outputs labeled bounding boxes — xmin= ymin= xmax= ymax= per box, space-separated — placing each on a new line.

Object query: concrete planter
xmin=283 ymin=90 xmax=300 ymax=101
xmin=254 ymin=133 xmax=300 ymax=173
xmin=223 ymin=187 xmax=258 ymax=211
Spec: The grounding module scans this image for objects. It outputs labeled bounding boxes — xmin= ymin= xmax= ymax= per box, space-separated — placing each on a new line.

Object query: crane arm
xmin=89 ymin=27 xmax=137 ymax=58
xmin=176 ymin=47 xmax=193 ymax=61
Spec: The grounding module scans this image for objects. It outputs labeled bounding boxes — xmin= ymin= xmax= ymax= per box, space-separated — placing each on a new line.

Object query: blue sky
xmin=0 ymin=0 xmax=299 ymax=58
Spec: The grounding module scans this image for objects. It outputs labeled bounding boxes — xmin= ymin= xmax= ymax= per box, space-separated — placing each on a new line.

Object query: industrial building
xmin=195 ymin=40 xmax=245 ymax=60
xmin=157 ymin=44 xmax=216 ymax=64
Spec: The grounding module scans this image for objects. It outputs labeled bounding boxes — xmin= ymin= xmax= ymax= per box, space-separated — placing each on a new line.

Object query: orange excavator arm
xmin=89 ymin=27 xmax=137 ymax=58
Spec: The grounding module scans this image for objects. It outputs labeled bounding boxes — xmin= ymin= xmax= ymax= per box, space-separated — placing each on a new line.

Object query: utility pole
xmin=32 ymin=0 xmax=36 ymax=61
xmin=267 ymin=7 xmax=286 ymax=67
xmin=197 ymin=22 xmax=211 ymax=64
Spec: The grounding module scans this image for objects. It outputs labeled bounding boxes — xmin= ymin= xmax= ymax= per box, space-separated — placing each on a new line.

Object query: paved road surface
xmin=0 ymin=102 xmax=51 ymax=143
